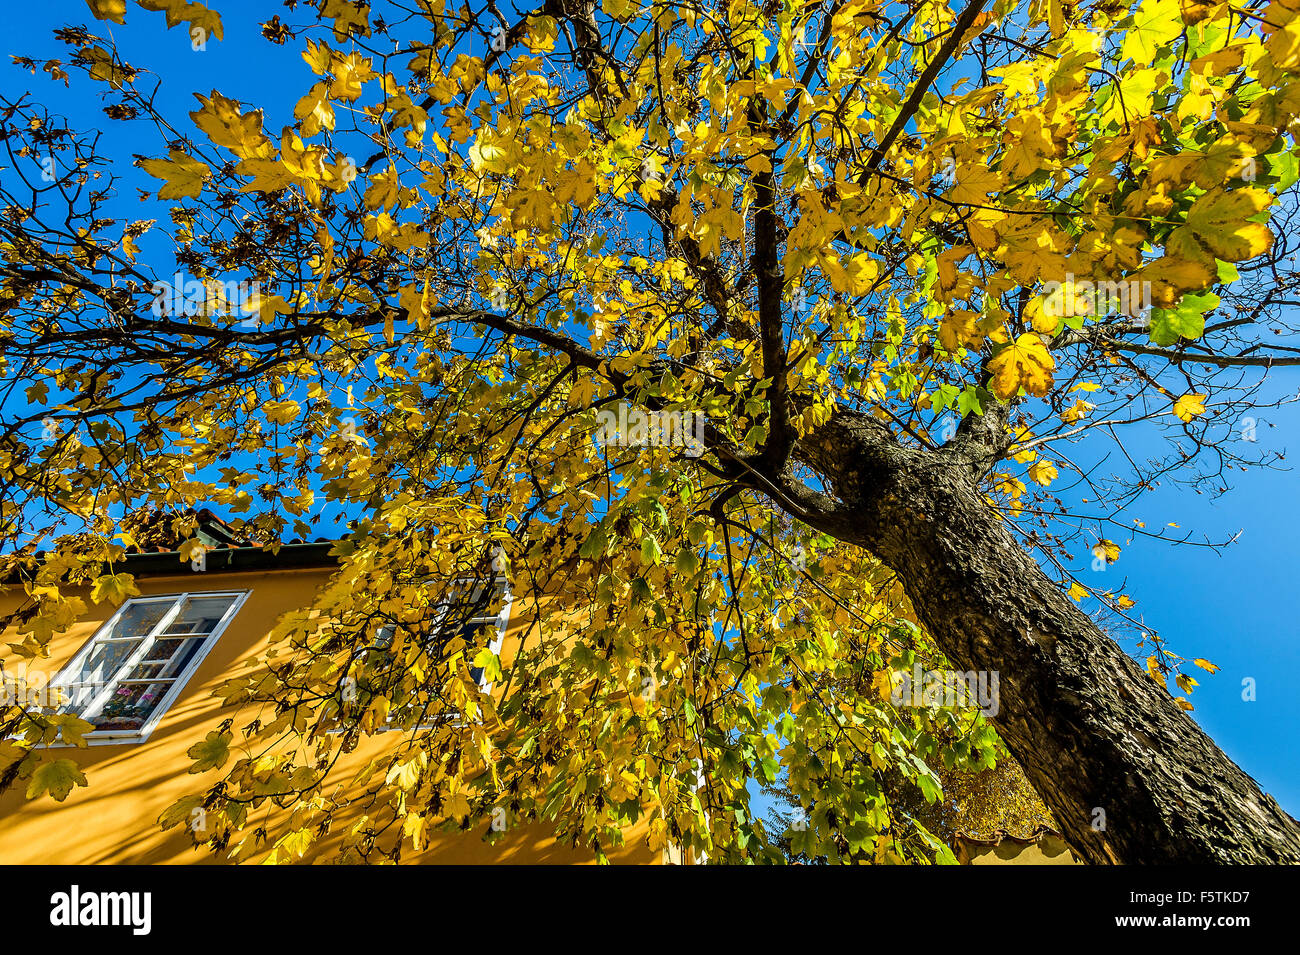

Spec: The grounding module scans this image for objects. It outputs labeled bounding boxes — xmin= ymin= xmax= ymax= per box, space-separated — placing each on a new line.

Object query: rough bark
xmin=790 ymin=410 xmax=1300 ymax=864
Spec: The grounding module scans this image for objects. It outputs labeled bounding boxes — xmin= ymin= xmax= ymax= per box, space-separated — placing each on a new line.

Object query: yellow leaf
xmin=190 ymin=91 xmax=273 ymax=160
xmin=1027 ymin=459 xmax=1058 ymax=486
xmin=55 ymin=716 xmax=98 ymax=748
xmin=25 ymin=759 xmax=88 ymax=802
xmin=1092 ymin=539 xmax=1120 ymax=563
xmin=1120 ymin=0 xmax=1184 ymax=67
xmin=330 ymin=53 xmax=373 ymax=101
xmin=1168 ymin=188 xmax=1273 ymax=265
xmin=139 ymin=149 xmax=211 ymax=200
xmin=83 ymin=0 xmax=127 ymax=23
xmin=988 ymin=334 xmax=1055 ymax=400
xmin=949 ymin=163 xmax=1002 ymax=206
xmin=938 ymin=310 xmax=982 ymax=352
xmin=89 ymin=573 xmax=139 ymax=606
xmin=294 ymin=82 xmax=336 ymax=137
xmin=1024 ymin=294 xmax=1060 ymax=334
xmin=1193 ymin=658 xmax=1220 ymax=673
xmin=264 ymin=400 xmax=302 ymax=424
xmin=1172 ymin=393 xmax=1206 ymax=422
xmin=1060 ymin=398 xmax=1094 ymax=424
xmin=1265 ymin=17 xmax=1300 ymax=71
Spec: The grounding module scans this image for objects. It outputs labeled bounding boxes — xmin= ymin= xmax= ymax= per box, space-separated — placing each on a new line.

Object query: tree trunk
xmin=793 ymin=412 xmax=1300 ymax=863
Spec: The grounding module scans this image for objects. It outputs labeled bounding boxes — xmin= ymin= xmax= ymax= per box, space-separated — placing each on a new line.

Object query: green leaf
xmin=956 ymin=385 xmax=984 ymax=418
xmin=916 ymin=771 xmax=942 ymax=804
xmin=929 ymin=383 xmax=961 ymax=412
xmin=578 ymin=526 xmax=607 ymax=559
xmin=158 ymin=794 xmax=204 ymax=830
xmin=54 ymin=715 xmax=97 ymax=748
xmin=1150 ymin=292 xmax=1217 ymax=346
xmin=187 ymin=730 xmax=232 ymax=773
xmin=25 ymin=758 xmax=88 ymax=802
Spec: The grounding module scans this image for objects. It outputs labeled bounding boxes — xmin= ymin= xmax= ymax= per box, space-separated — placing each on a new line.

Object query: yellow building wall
xmin=957 ymin=833 xmax=1080 ymax=865
xmin=0 ymin=566 xmax=658 ymax=865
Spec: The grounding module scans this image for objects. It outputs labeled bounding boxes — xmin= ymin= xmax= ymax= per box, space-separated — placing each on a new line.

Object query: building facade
xmin=0 ymin=518 xmax=1072 ymax=865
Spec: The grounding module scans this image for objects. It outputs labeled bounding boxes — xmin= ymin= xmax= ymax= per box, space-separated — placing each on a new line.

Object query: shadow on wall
xmin=956 ymin=830 xmax=1081 ymax=865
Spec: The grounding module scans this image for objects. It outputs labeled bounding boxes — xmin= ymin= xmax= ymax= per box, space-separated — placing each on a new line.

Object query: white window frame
xmin=454 ymin=573 xmax=512 ymax=697
xmin=357 ymin=574 xmax=512 ymax=732
xmin=48 ymin=590 xmax=249 ymax=745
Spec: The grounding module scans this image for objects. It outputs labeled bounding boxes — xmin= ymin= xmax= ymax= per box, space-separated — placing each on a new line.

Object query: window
xmin=52 ymin=592 xmax=247 ymax=741
xmin=364 ymin=575 xmax=512 ymax=728
xmin=440 ymin=575 xmax=511 ymax=691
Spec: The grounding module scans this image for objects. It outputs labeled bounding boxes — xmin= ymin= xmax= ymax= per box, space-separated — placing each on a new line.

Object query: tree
xmin=763 ymin=745 xmax=1059 ymax=862
xmin=1 ymin=0 xmax=1299 ymax=863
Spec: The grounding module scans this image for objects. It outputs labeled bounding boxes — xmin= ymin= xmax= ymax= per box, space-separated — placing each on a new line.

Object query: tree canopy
xmin=2 ymin=0 xmax=1300 ymax=863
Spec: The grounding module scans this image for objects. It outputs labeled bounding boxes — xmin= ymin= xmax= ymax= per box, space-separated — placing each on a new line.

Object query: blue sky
xmin=5 ymin=2 xmax=1298 ymax=815
xmin=1060 ymin=393 xmax=1300 ymax=813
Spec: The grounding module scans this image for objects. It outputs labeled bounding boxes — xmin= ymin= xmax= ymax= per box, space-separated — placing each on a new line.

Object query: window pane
xmin=123 ymin=635 xmax=205 ymax=681
xmin=87 ymin=678 xmax=173 ymax=732
xmin=161 ymin=595 xmax=236 ymax=636
xmin=56 ymin=594 xmax=240 ymax=733
xmin=57 ymin=599 xmax=174 ymax=714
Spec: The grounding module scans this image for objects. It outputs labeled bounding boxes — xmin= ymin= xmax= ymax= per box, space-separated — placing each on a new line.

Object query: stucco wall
xmin=957 ymin=832 xmax=1080 ymax=865
xmin=0 ymin=565 xmax=657 ymax=864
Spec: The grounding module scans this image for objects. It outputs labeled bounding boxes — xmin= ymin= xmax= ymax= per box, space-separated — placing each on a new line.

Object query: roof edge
xmin=124 ymin=541 xmax=340 ymax=577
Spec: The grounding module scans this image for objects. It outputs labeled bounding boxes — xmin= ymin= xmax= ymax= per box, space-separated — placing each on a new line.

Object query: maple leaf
xmin=54 ymin=716 xmax=98 ymax=748
xmin=319 ymin=0 xmax=370 ymax=39
xmin=83 ymin=0 xmax=127 ymax=24
xmin=1092 ymin=539 xmax=1120 ymax=563
xmin=949 ymin=163 xmax=1002 ymax=206
xmin=294 ymin=82 xmax=336 ymax=137
xmin=330 ymin=53 xmax=373 ymax=101
xmin=1121 ymin=0 xmax=1184 ymax=67
xmin=1060 ymin=398 xmax=1095 ymax=424
xmin=1172 ymin=393 xmax=1206 ymax=422
xmin=137 ymin=0 xmax=223 ymax=41
xmin=139 ymin=149 xmax=210 ymax=200
xmin=25 ymin=759 xmax=88 ymax=802
xmin=89 ymin=573 xmax=139 ymax=606
xmin=988 ymin=334 xmax=1056 ymax=400
xmin=938 ymin=310 xmax=982 ymax=352
xmin=1028 ymin=459 xmax=1059 ymax=486
xmin=187 ymin=731 xmax=232 ymax=773
xmin=1167 ymin=188 xmax=1273 ymax=264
